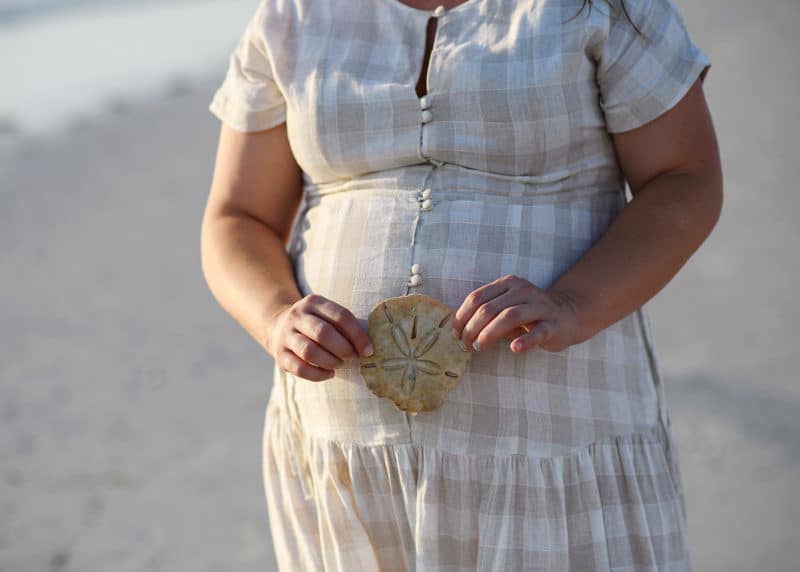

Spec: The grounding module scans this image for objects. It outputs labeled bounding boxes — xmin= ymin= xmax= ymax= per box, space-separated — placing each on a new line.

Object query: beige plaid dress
xmin=209 ymin=0 xmax=711 ymax=569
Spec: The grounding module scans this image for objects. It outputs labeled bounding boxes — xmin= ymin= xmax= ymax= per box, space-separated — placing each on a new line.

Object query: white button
xmin=421 ymin=198 xmax=433 ymax=210
xmin=409 ymin=274 xmax=422 ymax=286
xmin=433 ymin=5 xmax=446 ymax=17
xmin=421 ymin=109 xmax=433 ymax=123
xmin=411 ymin=263 xmax=422 ymax=274
xmin=419 ymin=95 xmax=430 ymax=110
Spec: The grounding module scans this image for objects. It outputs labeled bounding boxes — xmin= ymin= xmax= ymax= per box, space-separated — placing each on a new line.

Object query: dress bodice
xmin=208 ymin=0 xmax=711 ymax=457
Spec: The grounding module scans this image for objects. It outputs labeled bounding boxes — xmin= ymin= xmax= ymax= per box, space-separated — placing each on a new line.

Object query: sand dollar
xmin=359 ymin=293 xmax=471 ymax=414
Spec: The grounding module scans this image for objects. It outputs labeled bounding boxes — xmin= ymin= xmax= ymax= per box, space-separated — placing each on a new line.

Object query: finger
xmin=278 ymin=348 xmax=335 ymax=382
xmin=473 ymin=303 xmax=543 ymax=351
xmin=510 ymin=320 xmax=555 ymax=353
xmin=451 ymin=278 xmax=512 ymax=339
xmin=286 ymin=328 xmax=343 ymax=370
xmin=295 ymin=312 xmax=356 ymax=361
xmin=502 ymin=325 xmax=527 ymax=342
xmin=460 ymin=289 xmax=530 ymax=351
xmin=307 ymin=295 xmax=374 ymax=357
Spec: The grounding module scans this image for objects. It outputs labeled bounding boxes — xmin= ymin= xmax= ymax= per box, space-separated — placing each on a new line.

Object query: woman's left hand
xmin=450 ymin=274 xmax=586 ymax=354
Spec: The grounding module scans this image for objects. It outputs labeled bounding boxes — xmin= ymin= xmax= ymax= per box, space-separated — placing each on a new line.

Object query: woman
xmin=201 ymin=0 xmax=722 ymax=569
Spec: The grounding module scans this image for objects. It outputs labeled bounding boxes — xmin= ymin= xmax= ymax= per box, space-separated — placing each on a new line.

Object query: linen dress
xmin=208 ymin=0 xmax=711 ymax=569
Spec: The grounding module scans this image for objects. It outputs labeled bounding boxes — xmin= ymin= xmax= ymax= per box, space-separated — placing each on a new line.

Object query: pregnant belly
xmin=289 ymin=189 xmax=624 ymax=325
xmin=283 ymin=188 xmax=661 ymax=453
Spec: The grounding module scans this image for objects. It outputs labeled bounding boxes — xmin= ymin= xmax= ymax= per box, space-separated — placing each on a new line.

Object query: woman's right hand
xmin=265 ymin=294 xmax=375 ymax=381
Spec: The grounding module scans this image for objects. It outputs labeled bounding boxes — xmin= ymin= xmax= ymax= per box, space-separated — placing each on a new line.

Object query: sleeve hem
xmin=604 ymin=55 xmax=711 ymax=134
xmin=208 ymin=90 xmax=288 ymax=133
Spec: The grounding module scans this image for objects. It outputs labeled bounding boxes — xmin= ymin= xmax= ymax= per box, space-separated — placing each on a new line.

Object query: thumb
xmin=510 ymin=320 xmax=554 ymax=352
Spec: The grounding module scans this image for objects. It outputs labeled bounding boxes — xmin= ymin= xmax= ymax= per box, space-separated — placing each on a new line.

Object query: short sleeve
xmin=593 ymin=0 xmax=711 ymax=133
xmin=208 ymin=0 xmax=287 ymax=132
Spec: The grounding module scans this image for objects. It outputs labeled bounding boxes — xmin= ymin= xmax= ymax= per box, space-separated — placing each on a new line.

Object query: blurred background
xmin=1 ymin=0 xmax=797 ymax=570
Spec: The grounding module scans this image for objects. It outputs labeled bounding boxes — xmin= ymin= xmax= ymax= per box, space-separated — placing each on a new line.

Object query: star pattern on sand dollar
xmin=374 ymin=303 xmax=459 ymax=394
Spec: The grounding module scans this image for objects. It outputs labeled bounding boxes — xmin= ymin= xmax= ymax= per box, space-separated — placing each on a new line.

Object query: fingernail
xmin=363 ymin=344 xmax=374 ymax=357
xmin=451 ymin=327 xmax=460 ymax=339
xmin=472 ymin=340 xmax=481 ymax=352
xmin=459 ymin=340 xmax=469 ymax=352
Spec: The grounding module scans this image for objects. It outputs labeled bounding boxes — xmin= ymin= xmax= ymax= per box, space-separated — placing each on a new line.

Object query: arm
xmin=201 ymin=123 xmax=373 ymax=380
xmin=200 ymin=122 xmax=305 ymax=352
xmin=549 ymin=77 xmax=723 ymax=343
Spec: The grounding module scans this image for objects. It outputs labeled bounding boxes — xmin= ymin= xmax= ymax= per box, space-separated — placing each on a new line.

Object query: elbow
xmin=199 ymin=205 xmax=223 ymax=294
xmin=693 ymin=134 xmax=725 ymax=235
xmin=670 ymin=166 xmax=724 ymax=240
xmin=698 ymin=162 xmax=724 ymax=237
xmin=641 ymin=165 xmax=723 ymax=242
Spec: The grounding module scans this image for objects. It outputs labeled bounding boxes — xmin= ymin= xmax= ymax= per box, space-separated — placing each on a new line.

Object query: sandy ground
xmin=1 ymin=1 xmax=798 ymax=570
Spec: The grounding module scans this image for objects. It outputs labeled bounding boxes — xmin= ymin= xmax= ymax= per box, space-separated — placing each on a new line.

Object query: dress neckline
xmin=381 ymin=0 xmax=485 ymax=16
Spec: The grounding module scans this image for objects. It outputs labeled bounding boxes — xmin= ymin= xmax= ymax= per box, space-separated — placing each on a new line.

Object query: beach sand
xmin=1 ymin=1 xmax=798 ymax=570
xmin=0 ymin=79 xmax=280 ymax=571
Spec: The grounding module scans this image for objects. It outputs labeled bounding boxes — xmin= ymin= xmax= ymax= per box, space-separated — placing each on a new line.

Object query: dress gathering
xmin=208 ymin=0 xmax=711 ymax=569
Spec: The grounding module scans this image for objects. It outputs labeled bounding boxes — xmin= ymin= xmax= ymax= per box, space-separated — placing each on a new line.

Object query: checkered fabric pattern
xmin=209 ymin=0 xmax=711 ymax=569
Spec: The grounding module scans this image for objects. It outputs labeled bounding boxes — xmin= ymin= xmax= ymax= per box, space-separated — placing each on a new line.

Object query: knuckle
xmin=309 ymin=320 xmax=329 ymax=341
xmin=503 ymin=306 xmax=522 ymax=321
xmin=477 ymin=302 xmax=497 ymax=318
xmin=329 ymin=308 xmax=347 ymax=325
xmin=296 ymin=341 xmax=314 ymax=361
xmin=317 ymin=322 xmax=336 ymax=342
xmin=304 ymin=293 xmax=323 ymax=306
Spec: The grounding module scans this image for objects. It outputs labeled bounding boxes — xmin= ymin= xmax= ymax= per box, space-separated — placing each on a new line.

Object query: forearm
xmin=550 ymin=171 xmax=721 ymax=343
xmin=200 ymin=211 xmax=303 ymax=353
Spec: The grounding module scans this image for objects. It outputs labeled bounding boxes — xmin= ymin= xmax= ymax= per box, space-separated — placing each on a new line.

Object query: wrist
xmin=546 ymin=285 xmax=594 ymax=345
xmin=259 ymin=298 xmax=297 ymax=357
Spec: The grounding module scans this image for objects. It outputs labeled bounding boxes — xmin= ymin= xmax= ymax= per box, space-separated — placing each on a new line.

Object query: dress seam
xmin=268 ymin=400 xmax=666 ymax=463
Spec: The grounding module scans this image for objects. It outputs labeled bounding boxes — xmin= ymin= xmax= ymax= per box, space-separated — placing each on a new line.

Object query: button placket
xmin=418 ymin=99 xmax=445 ymax=166
xmin=416 ymin=184 xmax=434 ymax=212
xmin=408 ymin=187 xmax=434 ymax=288
xmin=408 ymin=262 xmax=423 ymax=287
xmin=409 ymin=6 xmax=445 ymax=292
xmin=416 ymin=186 xmax=433 ymax=212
